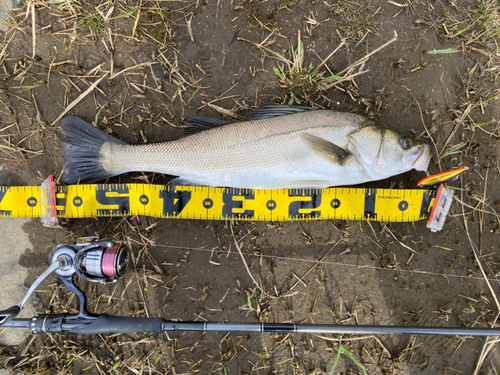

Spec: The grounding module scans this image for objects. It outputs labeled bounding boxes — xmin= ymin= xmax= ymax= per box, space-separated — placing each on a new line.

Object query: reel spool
xmin=51 ymin=238 xmax=129 ymax=284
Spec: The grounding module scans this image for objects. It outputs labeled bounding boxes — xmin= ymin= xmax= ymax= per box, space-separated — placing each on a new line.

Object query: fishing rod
xmin=1 ymin=238 xmax=499 ymax=337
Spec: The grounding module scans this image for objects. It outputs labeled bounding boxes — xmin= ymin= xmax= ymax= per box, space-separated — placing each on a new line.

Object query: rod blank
xmin=5 ymin=319 xmax=500 ymax=337
xmin=165 ymin=322 xmax=500 ymax=336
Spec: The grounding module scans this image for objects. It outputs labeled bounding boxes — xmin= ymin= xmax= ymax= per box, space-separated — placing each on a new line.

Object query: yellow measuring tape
xmin=0 ymin=183 xmax=436 ymax=222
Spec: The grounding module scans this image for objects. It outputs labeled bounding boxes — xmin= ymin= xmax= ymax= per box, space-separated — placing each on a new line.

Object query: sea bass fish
xmin=58 ymin=106 xmax=431 ymax=188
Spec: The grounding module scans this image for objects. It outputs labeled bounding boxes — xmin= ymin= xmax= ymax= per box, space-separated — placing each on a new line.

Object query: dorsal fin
xmin=183 ymin=116 xmax=231 ymax=135
xmin=251 ymin=105 xmax=318 ymax=120
xmin=183 ymin=105 xmax=318 ymax=134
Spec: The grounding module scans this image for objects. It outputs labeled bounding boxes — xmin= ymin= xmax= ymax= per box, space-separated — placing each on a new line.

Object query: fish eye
xmin=400 ymin=136 xmax=413 ymax=149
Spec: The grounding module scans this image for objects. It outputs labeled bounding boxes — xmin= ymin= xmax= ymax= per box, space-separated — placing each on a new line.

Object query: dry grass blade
xmin=385 ymin=227 xmax=418 ymax=254
xmin=202 ymin=101 xmax=241 ymax=119
xmin=230 ymin=224 xmax=263 ymax=294
xmin=31 ymin=3 xmax=36 ymax=59
xmin=415 ymin=98 xmax=441 ymax=172
xmin=316 ymin=40 xmax=345 ymax=70
xmin=453 ymin=196 xmax=500 ymax=222
xmin=0 ymin=32 xmax=15 ymax=67
xmin=323 ymin=30 xmax=398 ymax=90
xmin=109 ymin=61 xmax=155 ymax=81
xmin=51 ymin=74 xmax=108 ymax=126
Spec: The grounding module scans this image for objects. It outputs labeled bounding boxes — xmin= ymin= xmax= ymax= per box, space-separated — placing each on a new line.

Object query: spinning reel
xmin=0 ymin=238 xmax=130 ymax=331
xmin=52 ymin=238 xmax=128 ymax=284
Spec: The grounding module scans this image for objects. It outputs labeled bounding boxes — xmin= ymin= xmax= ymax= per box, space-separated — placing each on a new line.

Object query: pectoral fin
xmin=300 ymin=133 xmax=351 ymax=165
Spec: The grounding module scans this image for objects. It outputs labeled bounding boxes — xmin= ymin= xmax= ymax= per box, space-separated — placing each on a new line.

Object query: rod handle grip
xmin=68 ymin=314 xmax=164 ymax=334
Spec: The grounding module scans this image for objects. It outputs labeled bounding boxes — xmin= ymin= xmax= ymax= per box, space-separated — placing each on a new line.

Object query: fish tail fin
xmin=58 ymin=116 xmax=126 ymax=184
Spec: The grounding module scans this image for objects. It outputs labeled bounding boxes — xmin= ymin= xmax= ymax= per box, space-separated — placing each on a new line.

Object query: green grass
xmin=328 ymin=0 xmax=379 ymax=42
xmin=329 ymin=340 xmax=367 ymax=375
xmin=79 ymin=11 xmax=107 ymax=35
xmin=77 ymin=9 xmax=136 ymax=38
xmin=437 ymin=142 xmax=467 ymax=161
xmin=268 ymin=33 xmax=344 ymax=105
xmin=427 ymin=0 xmax=500 ymax=112
xmin=432 ymin=0 xmax=500 ymax=51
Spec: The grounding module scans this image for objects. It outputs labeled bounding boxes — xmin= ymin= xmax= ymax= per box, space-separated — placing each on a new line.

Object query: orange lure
xmin=417 ymin=167 xmax=468 ymax=187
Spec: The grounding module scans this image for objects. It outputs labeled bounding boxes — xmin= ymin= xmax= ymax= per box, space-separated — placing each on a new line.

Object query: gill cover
xmin=348 ymin=126 xmax=384 ymax=165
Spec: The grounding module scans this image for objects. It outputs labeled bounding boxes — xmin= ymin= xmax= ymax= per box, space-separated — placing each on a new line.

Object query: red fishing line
xmin=101 ymin=245 xmax=120 ymax=277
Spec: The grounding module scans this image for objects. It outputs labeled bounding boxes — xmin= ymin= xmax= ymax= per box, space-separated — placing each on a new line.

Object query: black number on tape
xmin=222 ymin=189 xmax=255 ymax=218
xmin=55 ymin=186 xmax=67 ymax=216
xmin=420 ymin=190 xmax=437 ymax=218
xmin=364 ymin=189 xmax=377 ymax=219
xmin=96 ymin=185 xmax=130 ymax=215
xmin=159 ymin=187 xmax=192 ymax=216
xmin=0 ymin=187 xmax=11 ymax=216
xmin=288 ymin=190 xmax=322 ymax=218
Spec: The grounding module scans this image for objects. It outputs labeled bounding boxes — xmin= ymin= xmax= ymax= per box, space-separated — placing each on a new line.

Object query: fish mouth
xmin=405 ymin=145 xmax=431 ymax=172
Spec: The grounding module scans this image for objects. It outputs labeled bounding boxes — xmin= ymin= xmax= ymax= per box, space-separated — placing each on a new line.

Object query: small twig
xmin=453 ymin=196 xmax=500 ymax=221
xmin=51 ymin=73 xmax=108 ymax=126
xmin=230 ymin=224 xmax=263 ymax=293
xmin=385 ymin=227 xmax=419 ymax=255
xmin=317 ymin=41 xmax=345 ymax=70
xmin=108 ymin=61 xmax=155 ymax=81
xmin=202 ymin=101 xmax=241 ymax=119
xmin=335 ymin=30 xmax=398 ymax=77
xmin=414 ymin=98 xmax=441 ymax=172
xmin=31 ymin=2 xmax=36 ymax=59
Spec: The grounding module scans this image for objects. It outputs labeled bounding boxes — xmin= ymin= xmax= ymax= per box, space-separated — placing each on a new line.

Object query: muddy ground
xmin=1 ymin=0 xmax=500 ymax=374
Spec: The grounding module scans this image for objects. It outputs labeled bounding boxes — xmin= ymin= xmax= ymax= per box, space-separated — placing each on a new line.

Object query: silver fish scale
xmin=106 ymin=111 xmax=380 ymax=188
